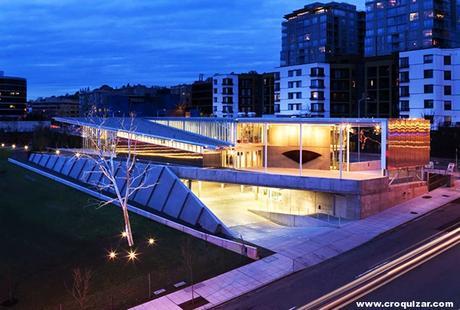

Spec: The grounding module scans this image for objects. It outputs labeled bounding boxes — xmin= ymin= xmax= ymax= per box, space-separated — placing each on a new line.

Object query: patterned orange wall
xmin=387 ymin=119 xmax=430 ymax=169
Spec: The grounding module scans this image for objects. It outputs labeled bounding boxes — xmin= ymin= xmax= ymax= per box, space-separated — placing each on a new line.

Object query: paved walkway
xmin=132 ymin=183 xmax=460 ymax=310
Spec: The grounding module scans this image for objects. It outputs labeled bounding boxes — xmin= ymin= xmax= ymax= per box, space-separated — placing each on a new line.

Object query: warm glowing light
xmin=148 ymin=238 xmax=156 ymax=245
xmin=127 ymin=250 xmax=138 ymax=261
xmin=108 ymin=250 xmax=117 ymax=260
xmin=55 ymin=149 xmax=60 ymax=155
xmin=24 ymin=145 xmax=28 ymax=150
xmin=374 ymin=124 xmax=381 ymax=134
xmin=121 ymin=231 xmax=128 ymax=238
xmin=12 ymin=144 xmax=16 ymax=149
xmin=75 ymin=152 xmax=81 ymax=158
xmin=1 ymin=143 xmax=4 ymax=147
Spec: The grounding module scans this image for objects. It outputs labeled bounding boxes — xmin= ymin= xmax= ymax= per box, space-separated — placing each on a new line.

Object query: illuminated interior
xmin=72 ymin=117 xmax=431 ymax=177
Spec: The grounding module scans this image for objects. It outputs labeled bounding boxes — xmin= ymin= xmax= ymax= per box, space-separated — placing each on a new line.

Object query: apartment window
xmin=444 ymin=85 xmax=452 ymax=95
xmin=289 ymin=69 xmax=302 ymax=77
xmin=214 ymin=79 xmax=217 ymax=85
xmin=444 ymin=56 xmax=451 ymax=65
xmin=274 ymin=82 xmax=280 ymax=91
xmin=310 ymin=67 xmax=325 ymax=77
xmin=288 ymin=92 xmax=302 ymax=99
xmin=424 ymin=115 xmax=434 ymax=124
xmin=444 ymin=101 xmax=452 ymax=110
xmin=409 ymin=12 xmax=419 ymax=21
xmin=214 ymin=97 xmax=217 ymax=102
xmin=444 ymin=71 xmax=451 ymax=80
xmin=288 ymin=103 xmax=301 ymax=110
xmin=424 ymin=69 xmax=433 ymax=78
xmin=223 ymin=78 xmax=233 ymax=85
xmin=274 ymin=72 xmax=280 ymax=80
xmin=424 ymin=84 xmax=433 ymax=93
xmin=400 ymin=71 xmax=409 ymax=83
xmin=424 ymin=99 xmax=433 ymax=109
xmin=310 ymin=79 xmax=325 ymax=88
xmin=400 ymin=100 xmax=410 ymax=111
xmin=423 ymin=54 xmax=433 ymax=63
xmin=288 ymin=81 xmax=301 ymax=88
xmin=311 ymin=103 xmax=324 ymax=112
xmin=400 ymin=86 xmax=409 ymax=97
xmin=310 ymin=91 xmax=324 ymax=100
xmin=400 ymin=57 xmax=409 ymax=68
xmin=214 ymin=88 xmax=218 ymax=94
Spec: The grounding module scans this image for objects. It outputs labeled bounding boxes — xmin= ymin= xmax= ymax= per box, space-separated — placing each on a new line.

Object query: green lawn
xmin=0 ymin=150 xmax=250 ymax=309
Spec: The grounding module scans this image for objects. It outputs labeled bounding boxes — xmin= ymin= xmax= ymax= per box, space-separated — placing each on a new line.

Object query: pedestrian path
xmin=132 ymin=183 xmax=460 ymax=310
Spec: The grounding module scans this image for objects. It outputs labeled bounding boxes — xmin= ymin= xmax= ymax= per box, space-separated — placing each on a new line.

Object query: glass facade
xmin=365 ymin=0 xmax=460 ymax=57
xmin=281 ymin=2 xmax=363 ymax=66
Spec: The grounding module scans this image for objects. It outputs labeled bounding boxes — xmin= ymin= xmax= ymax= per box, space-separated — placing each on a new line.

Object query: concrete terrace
xmin=132 ymin=182 xmax=460 ymax=309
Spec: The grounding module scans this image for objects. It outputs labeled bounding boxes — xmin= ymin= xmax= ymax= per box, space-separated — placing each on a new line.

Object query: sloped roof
xmin=54 ymin=117 xmax=233 ymax=149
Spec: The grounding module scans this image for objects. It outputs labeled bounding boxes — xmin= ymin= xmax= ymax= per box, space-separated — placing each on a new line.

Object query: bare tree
xmin=69 ymin=268 xmax=92 ymax=310
xmin=77 ymin=115 xmax=155 ymax=247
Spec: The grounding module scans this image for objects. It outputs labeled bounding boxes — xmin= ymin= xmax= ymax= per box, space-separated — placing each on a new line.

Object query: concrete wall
xmin=349 ymin=160 xmax=381 ymax=171
xmin=360 ymin=181 xmax=428 ymax=218
xmin=169 ymin=165 xmax=388 ymax=196
xmin=203 ymin=152 xmax=222 ymax=167
xmin=267 ymin=124 xmax=331 ymax=170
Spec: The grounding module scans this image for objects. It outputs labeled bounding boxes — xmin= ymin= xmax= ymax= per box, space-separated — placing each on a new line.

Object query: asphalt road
xmin=351 ymin=244 xmax=460 ymax=309
xmin=216 ymin=199 xmax=460 ymax=310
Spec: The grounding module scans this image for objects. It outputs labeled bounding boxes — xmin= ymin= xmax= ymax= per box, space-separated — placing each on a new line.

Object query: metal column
xmin=264 ymin=123 xmax=268 ymax=173
xmin=339 ymin=124 xmax=343 ymax=179
xmin=299 ymin=123 xmax=303 ymax=176
xmin=380 ymin=120 xmax=387 ymax=176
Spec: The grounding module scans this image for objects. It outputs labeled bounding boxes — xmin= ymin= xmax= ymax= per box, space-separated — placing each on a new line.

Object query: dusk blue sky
xmin=1 ymin=0 xmax=362 ymax=99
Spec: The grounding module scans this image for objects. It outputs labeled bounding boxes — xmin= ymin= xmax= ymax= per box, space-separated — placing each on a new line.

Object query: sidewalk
xmin=132 ymin=183 xmax=460 ymax=310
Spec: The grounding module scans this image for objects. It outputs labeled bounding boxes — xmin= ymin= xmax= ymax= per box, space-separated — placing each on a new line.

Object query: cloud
xmin=0 ymin=0 xmax=362 ymax=98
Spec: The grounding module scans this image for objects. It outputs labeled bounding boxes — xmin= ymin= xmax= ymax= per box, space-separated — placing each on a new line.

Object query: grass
xmin=0 ymin=149 xmax=251 ymax=309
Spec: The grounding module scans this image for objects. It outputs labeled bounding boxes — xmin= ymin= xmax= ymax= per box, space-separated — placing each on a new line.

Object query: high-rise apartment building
xmin=277 ymin=2 xmax=364 ymax=117
xmin=0 ymin=71 xmax=27 ymax=119
xmin=399 ymin=48 xmax=460 ymax=128
xmin=281 ymin=2 xmax=363 ymax=66
xmin=365 ymin=0 xmax=460 ymax=57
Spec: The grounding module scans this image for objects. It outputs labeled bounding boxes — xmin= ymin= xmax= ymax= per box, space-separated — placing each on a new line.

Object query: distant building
xmin=281 ymin=2 xmax=364 ymax=66
xmin=365 ymin=0 xmax=460 ymax=57
xmin=190 ymin=78 xmax=213 ymax=116
xmin=170 ymin=84 xmax=192 ymax=116
xmin=29 ymin=95 xmax=80 ymax=118
xmin=212 ymin=72 xmax=275 ymax=117
xmin=399 ymin=48 xmax=460 ymax=129
xmin=0 ymin=71 xmax=27 ymax=119
xmin=79 ymin=84 xmax=180 ymax=117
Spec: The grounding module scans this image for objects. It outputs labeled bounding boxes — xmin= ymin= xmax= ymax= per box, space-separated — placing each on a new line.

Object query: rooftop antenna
xmin=198 ymin=73 xmax=204 ymax=81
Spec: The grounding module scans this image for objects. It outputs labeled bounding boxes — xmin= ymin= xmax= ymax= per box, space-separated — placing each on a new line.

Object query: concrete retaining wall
xmin=360 ymin=181 xmax=428 ymax=218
